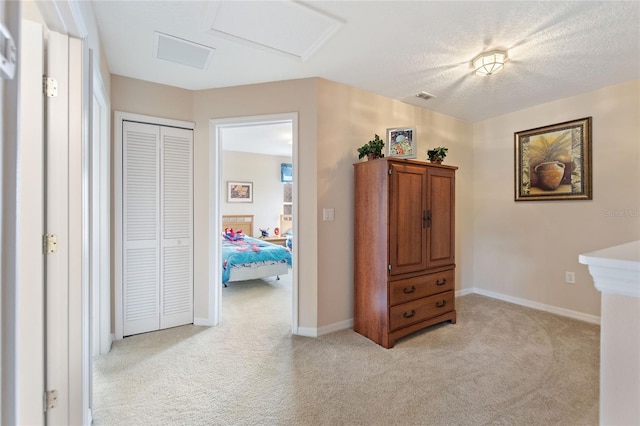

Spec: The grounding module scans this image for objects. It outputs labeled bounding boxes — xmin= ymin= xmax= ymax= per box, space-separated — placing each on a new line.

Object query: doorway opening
xmin=209 ymin=113 xmax=299 ymax=332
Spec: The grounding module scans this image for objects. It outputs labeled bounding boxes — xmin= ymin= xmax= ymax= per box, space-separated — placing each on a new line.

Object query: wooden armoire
xmin=353 ymin=157 xmax=457 ymax=348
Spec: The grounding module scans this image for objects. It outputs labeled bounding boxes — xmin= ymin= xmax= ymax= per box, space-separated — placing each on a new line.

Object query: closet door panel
xmin=161 ymin=245 xmax=192 ymax=328
xmin=124 ymin=246 xmax=159 ymax=335
xmin=123 ymin=121 xmax=160 ymax=336
xmin=159 ymin=126 xmax=193 ymax=329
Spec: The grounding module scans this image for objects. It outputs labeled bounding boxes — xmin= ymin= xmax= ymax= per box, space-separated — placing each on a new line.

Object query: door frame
xmin=208 ymin=113 xmax=299 ymax=332
xmin=89 ymin=48 xmax=111 ymax=357
xmin=113 ymin=111 xmax=195 ymax=340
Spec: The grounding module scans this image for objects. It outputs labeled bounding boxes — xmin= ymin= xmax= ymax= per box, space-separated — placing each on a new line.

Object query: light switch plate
xmin=323 ymin=208 xmax=335 ymax=221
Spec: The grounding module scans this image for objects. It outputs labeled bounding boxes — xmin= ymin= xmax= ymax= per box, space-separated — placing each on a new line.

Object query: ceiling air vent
xmin=153 ymin=32 xmax=215 ymax=70
xmin=416 ymin=91 xmax=436 ymax=101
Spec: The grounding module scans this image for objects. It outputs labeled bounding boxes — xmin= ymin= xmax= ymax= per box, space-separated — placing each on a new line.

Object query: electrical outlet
xmin=565 ymin=272 xmax=576 ymax=284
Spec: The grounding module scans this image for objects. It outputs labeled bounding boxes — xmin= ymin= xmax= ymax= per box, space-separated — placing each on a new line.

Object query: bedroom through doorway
xmin=209 ymin=113 xmax=298 ymax=333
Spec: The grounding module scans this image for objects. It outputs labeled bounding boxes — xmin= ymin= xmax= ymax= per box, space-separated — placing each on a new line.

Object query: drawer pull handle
xmin=436 ymin=300 xmax=447 ymax=308
xmin=403 ymin=285 xmax=416 ymax=294
xmin=403 ymin=310 xmax=416 ymax=318
xmin=436 ymin=278 xmax=447 ymax=286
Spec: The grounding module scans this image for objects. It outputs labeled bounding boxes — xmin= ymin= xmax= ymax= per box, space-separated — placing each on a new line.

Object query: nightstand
xmin=261 ymin=236 xmax=287 ymax=247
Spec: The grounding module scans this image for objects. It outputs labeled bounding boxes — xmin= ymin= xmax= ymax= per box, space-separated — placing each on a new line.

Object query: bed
xmin=221 ymin=215 xmax=292 ymax=286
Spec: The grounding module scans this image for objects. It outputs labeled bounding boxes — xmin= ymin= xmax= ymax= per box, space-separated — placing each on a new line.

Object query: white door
xmin=15 ymin=18 xmax=45 ymax=425
xmin=123 ymin=121 xmax=161 ymax=336
xmin=159 ymin=126 xmax=194 ymax=329
xmin=45 ymin=29 xmax=84 ymax=425
xmin=122 ymin=121 xmax=193 ymax=336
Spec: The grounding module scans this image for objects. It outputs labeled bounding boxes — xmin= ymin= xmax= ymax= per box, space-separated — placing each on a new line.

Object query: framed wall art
xmin=515 ymin=117 xmax=592 ymax=201
xmin=386 ymin=127 xmax=416 ymax=159
xmin=227 ymin=181 xmax=253 ymax=203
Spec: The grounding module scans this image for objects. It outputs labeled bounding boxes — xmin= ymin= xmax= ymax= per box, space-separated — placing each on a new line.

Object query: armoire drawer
xmin=389 ymin=290 xmax=454 ymax=331
xmin=389 ymin=270 xmax=454 ymax=306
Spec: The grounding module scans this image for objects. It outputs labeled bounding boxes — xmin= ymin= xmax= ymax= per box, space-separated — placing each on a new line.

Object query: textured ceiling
xmin=92 ymin=1 xmax=640 ymax=123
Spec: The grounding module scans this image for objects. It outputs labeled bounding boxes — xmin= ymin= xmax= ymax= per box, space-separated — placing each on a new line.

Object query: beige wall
xmin=110 ymin=75 xmax=194 ymax=122
xmin=192 ymin=79 xmax=319 ymax=327
xmin=221 ymin=151 xmax=292 ymax=235
xmin=472 ymin=79 xmax=640 ymax=316
xmin=316 ymin=79 xmax=473 ymax=326
xmin=111 ymin=75 xmax=471 ymax=331
xmin=110 ymin=74 xmax=638 ymax=331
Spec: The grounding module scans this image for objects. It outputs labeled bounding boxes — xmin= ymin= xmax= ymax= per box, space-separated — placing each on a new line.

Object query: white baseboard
xmin=472 ymin=287 xmax=601 ymax=325
xmin=295 ymin=318 xmax=355 ymax=338
xmin=318 ymin=318 xmax=353 ymax=336
xmin=293 ymin=287 xmax=600 ymax=339
xmin=295 ymin=326 xmax=318 ymax=338
xmin=456 ymin=288 xmax=474 ymax=297
xmin=194 ymin=317 xmax=214 ymax=326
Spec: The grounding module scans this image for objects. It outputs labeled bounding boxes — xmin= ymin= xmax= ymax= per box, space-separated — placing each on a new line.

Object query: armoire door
xmin=122 ymin=121 xmax=193 ymax=336
xmin=426 ymin=167 xmax=455 ymax=268
xmin=388 ymin=162 xmax=428 ymax=275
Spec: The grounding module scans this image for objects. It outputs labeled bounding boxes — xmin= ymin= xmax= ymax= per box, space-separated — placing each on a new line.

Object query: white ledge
xmin=579 ymin=240 xmax=640 ymax=298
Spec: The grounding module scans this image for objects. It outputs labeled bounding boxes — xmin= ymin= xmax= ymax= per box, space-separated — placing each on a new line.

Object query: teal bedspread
xmin=222 ymin=236 xmax=292 ymax=284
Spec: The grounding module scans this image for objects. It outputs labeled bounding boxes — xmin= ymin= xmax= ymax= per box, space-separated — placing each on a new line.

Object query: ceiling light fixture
xmin=472 ymin=50 xmax=508 ymax=76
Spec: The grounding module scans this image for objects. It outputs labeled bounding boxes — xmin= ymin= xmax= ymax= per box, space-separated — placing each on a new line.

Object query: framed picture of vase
xmin=386 ymin=127 xmax=416 ymax=159
xmin=514 ymin=117 xmax=592 ymax=201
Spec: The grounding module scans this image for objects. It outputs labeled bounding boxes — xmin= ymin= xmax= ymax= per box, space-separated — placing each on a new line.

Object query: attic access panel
xmin=204 ymin=0 xmax=343 ymax=61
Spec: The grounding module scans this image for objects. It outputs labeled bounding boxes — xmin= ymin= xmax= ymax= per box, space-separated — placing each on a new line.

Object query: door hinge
xmin=43 ymin=76 xmax=58 ymax=97
xmin=43 ymin=234 xmax=58 ymax=254
xmin=388 ymin=264 xmax=392 ymax=271
xmin=43 ymin=389 xmax=58 ymax=412
xmin=388 ymin=168 xmax=392 ymax=175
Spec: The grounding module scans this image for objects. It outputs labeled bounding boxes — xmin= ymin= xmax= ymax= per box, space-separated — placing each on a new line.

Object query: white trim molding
xmin=317 ymin=319 xmax=353 ymax=336
xmin=455 ymin=288 xmax=474 ymax=297
xmin=193 ymin=317 xmax=215 ymax=327
xmin=579 ymin=240 xmax=640 ymax=298
xmin=471 ymin=287 xmax=601 ymax=325
xmin=296 ymin=327 xmax=318 ymax=338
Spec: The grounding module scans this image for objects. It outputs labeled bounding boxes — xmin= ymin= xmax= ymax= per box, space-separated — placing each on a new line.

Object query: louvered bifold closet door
xmin=159 ymin=126 xmax=193 ymax=329
xmin=123 ymin=121 xmax=160 ymax=336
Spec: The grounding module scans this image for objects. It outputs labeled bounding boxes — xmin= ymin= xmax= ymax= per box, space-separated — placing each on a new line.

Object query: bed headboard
xmin=222 ymin=215 xmax=254 ymax=237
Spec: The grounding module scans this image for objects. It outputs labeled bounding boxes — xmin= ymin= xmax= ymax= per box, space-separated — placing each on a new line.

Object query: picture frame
xmin=514 ymin=117 xmax=592 ymax=201
xmin=386 ymin=127 xmax=416 ymax=159
xmin=227 ymin=181 xmax=253 ymax=203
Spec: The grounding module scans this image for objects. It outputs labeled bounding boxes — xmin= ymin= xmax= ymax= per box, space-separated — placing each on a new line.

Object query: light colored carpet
xmin=93 ymin=275 xmax=599 ymax=425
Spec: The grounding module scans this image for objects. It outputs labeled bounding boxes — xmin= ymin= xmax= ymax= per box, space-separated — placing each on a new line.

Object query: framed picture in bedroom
xmin=227 ymin=181 xmax=253 ymax=203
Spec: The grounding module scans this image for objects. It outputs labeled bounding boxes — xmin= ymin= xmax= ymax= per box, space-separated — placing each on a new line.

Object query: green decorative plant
xmin=357 ymin=134 xmax=385 ymax=160
xmin=427 ymin=147 xmax=448 ymax=163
